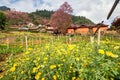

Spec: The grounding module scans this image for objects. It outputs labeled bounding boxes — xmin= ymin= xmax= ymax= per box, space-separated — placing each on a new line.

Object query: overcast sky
xmin=0 ymin=0 xmax=120 ymax=25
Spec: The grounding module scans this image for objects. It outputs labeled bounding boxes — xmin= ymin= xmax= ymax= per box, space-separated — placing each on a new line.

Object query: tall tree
xmin=0 ymin=12 xmax=6 ymax=30
xmin=111 ymin=16 xmax=120 ymax=29
xmin=111 ymin=16 xmax=120 ymax=34
xmin=50 ymin=2 xmax=73 ymax=33
xmin=6 ymin=10 xmax=31 ymax=25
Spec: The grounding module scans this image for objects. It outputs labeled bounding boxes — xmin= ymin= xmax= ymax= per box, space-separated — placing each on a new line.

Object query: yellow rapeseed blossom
xmin=106 ymin=51 xmax=118 ymax=58
xmin=98 ymin=49 xmax=104 ymax=54
xmin=72 ymin=77 xmax=76 ymax=80
xmin=13 ymin=63 xmax=17 ymax=67
xmin=50 ymin=65 xmax=56 ymax=69
xmin=45 ymin=45 xmax=49 ymax=50
xmin=114 ymin=46 xmax=119 ymax=50
xmin=36 ymin=57 xmax=40 ymax=61
xmin=10 ymin=66 xmax=16 ymax=72
xmin=41 ymin=78 xmax=45 ymax=80
xmin=75 ymin=57 xmax=80 ymax=61
xmin=43 ymin=61 xmax=47 ymax=64
xmin=53 ymin=75 xmax=57 ymax=80
xmin=26 ymin=58 xmax=30 ymax=60
xmin=35 ymin=72 xmax=42 ymax=80
xmin=44 ymin=57 xmax=48 ymax=61
xmin=37 ymin=65 xmax=41 ymax=69
xmin=32 ymin=67 xmax=37 ymax=73
xmin=13 ymin=76 xmax=16 ymax=80
xmin=28 ymin=48 xmax=32 ymax=51
xmin=25 ymin=51 xmax=30 ymax=54
xmin=0 ymin=75 xmax=3 ymax=79
xmin=58 ymin=64 xmax=61 ymax=67
xmin=111 ymin=54 xmax=118 ymax=58
xmin=62 ymin=59 xmax=66 ymax=62
xmin=68 ymin=44 xmax=76 ymax=50
xmin=21 ymin=71 xmax=24 ymax=74
xmin=33 ymin=60 xmax=37 ymax=63
xmin=106 ymin=51 xmax=113 ymax=57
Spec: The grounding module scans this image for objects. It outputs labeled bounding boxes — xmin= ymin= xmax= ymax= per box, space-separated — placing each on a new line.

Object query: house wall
xmin=92 ymin=26 xmax=108 ymax=33
xmin=92 ymin=27 xmax=97 ymax=33
xmin=100 ymin=27 xmax=108 ymax=31
xmin=76 ymin=28 xmax=89 ymax=34
xmin=67 ymin=29 xmax=75 ymax=34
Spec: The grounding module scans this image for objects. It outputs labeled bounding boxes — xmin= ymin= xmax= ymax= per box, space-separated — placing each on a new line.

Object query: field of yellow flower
xmin=0 ymin=32 xmax=120 ymax=80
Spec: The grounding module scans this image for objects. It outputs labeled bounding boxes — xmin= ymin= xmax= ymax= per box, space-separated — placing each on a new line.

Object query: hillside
xmin=0 ymin=6 xmax=10 ymax=11
xmin=29 ymin=10 xmax=94 ymax=25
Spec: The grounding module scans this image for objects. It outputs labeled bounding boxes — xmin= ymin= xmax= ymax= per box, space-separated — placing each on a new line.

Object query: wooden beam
xmin=93 ymin=21 xmax=104 ymax=36
xmin=107 ymin=0 xmax=119 ymax=19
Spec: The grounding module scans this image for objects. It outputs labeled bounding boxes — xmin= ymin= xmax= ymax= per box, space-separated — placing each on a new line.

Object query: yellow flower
xmin=44 ymin=57 xmax=48 ymax=61
xmin=58 ymin=64 xmax=61 ymax=67
xmin=36 ymin=57 xmax=40 ymax=61
xmin=98 ymin=49 xmax=104 ymax=54
xmin=13 ymin=63 xmax=17 ymax=67
xmin=28 ymin=48 xmax=32 ymax=51
xmin=110 ymin=78 xmax=114 ymax=80
xmin=68 ymin=44 xmax=76 ymax=50
xmin=13 ymin=76 xmax=16 ymax=79
xmin=72 ymin=77 xmax=76 ymax=80
xmin=10 ymin=67 xmax=16 ymax=72
xmin=0 ymin=75 xmax=3 ymax=79
xmin=62 ymin=59 xmax=65 ymax=62
xmin=106 ymin=51 xmax=118 ymax=58
xmin=25 ymin=51 xmax=30 ymax=54
xmin=53 ymin=75 xmax=57 ymax=80
xmin=45 ymin=45 xmax=49 ymax=50
xmin=106 ymin=51 xmax=112 ymax=56
xmin=110 ymin=54 xmax=118 ymax=58
xmin=70 ymin=64 xmax=72 ymax=69
xmin=35 ymin=72 xmax=42 ymax=80
xmin=26 ymin=58 xmax=30 ymax=60
xmin=33 ymin=60 xmax=37 ymax=63
xmin=41 ymin=78 xmax=45 ymax=80
xmin=37 ymin=65 xmax=41 ymax=69
xmin=43 ymin=61 xmax=47 ymax=64
xmin=114 ymin=46 xmax=119 ymax=50
xmin=75 ymin=57 xmax=80 ymax=61
xmin=32 ymin=67 xmax=37 ymax=73
xmin=50 ymin=65 xmax=56 ymax=69
xmin=21 ymin=71 xmax=24 ymax=74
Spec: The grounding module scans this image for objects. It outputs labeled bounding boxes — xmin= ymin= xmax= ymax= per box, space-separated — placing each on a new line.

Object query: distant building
xmin=46 ymin=24 xmax=56 ymax=33
xmin=27 ymin=22 xmax=34 ymax=28
xmin=67 ymin=24 xmax=108 ymax=35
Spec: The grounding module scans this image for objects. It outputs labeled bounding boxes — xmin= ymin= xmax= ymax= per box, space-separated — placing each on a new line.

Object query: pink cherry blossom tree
xmin=6 ymin=10 xmax=31 ymax=26
xmin=50 ymin=2 xmax=73 ymax=33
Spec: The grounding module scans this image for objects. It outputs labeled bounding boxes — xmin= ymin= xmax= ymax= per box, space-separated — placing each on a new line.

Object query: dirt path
xmin=0 ymin=53 xmax=23 ymax=77
xmin=0 ymin=54 xmax=9 ymax=77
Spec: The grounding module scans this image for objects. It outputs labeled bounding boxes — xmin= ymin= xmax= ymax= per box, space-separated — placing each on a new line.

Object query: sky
xmin=0 ymin=0 xmax=120 ymax=25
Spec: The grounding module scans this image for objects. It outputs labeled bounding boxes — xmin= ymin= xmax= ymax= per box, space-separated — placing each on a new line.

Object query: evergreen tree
xmin=0 ymin=12 xmax=6 ymax=30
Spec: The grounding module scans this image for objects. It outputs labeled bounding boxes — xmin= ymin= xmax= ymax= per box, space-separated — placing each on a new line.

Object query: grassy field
xmin=0 ymin=31 xmax=120 ymax=80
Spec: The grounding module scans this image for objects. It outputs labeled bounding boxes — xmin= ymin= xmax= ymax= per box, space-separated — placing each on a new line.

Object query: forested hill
xmin=29 ymin=10 xmax=94 ymax=25
xmin=0 ymin=6 xmax=10 ymax=11
xmin=30 ymin=9 xmax=54 ymax=19
xmin=72 ymin=16 xmax=94 ymax=25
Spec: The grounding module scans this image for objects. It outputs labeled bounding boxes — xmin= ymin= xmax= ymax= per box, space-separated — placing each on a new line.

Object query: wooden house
xmin=92 ymin=24 xmax=108 ymax=33
xmin=67 ymin=24 xmax=108 ymax=35
xmin=46 ymin=24 xmax=56 ymax=33
xmin=75 ymin=24 xmax=90 ymax=34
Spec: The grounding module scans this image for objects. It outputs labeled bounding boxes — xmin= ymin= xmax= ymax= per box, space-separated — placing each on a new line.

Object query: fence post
xmin=6 ymin=37 xmax=9 ymax=49
xmin=90 ymin=36 xmax=94 ymax=45
xmin=25 ymin=36 xmax=28 ymax=50
xmin=98 ymin=29 xmax=101 ymax=46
